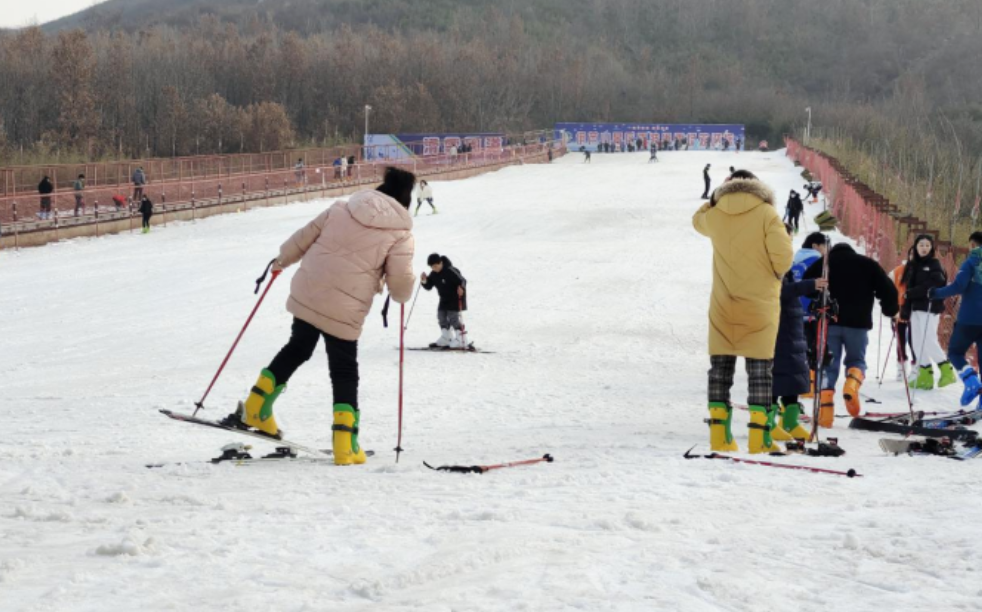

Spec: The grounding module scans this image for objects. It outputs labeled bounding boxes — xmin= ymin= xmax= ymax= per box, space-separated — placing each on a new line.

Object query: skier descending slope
xmin=929 ymin=231 xmax=982 ymax=405
xmin=220 ymin=167 xmax=416 ymax=465
xmin=804 ymin=243 xmax=898 ymax=422
xmin=693 ymin=170 xmax=793 ymax=453
xmin=421 ymin=253 xmax=472 ymax=349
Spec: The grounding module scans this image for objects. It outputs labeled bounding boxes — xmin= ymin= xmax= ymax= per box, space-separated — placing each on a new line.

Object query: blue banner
xmin=365 ymin=133 xmax=506 ymax=160
xmin=554 ymin=123 xmax=745 ymax=152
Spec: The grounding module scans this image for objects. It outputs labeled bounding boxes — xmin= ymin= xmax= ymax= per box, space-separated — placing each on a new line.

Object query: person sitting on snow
xmin=928 ymin=231 xmax=982 ymax=406
xmin=421 ymin=253 xmax=471 ymax=349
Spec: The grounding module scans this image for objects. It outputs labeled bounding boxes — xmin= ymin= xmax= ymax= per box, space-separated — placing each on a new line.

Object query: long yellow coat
xmin=692 ymin=178 xmax=793 ymax=359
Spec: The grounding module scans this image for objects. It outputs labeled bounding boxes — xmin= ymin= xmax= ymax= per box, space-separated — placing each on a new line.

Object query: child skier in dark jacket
xmin=138 ymin=195 xmax=154 ymax=233
xmin=772 ymin=224 xmax=825 ymax=441
xmin=421 ymin=253 xmax=471 ymax=349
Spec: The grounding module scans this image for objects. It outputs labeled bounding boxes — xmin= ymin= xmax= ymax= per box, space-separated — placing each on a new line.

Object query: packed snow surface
xmin=2 ymin=150 xmax=979 ymax=611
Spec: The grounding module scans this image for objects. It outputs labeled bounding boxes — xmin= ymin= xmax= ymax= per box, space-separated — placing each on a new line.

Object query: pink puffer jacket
xmin=277 ymin=190 xmax=415 ymax=341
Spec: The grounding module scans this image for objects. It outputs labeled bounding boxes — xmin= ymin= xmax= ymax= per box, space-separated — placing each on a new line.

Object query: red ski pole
xmin=395 ymin=303 xmax=405 ymax=463
xmin=684 ymin=447 xmax=860 ymax=478
xmin=193 ymin=262 xmax=281 ymax=417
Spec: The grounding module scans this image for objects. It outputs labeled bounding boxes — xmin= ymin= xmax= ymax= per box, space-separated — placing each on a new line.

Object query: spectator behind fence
xmin=73 ymin=174 xmax=86 ymax=217
xmin=294 ymin=158 xmax=305 ymax=185
xmin=132 ymin=166 xmax=147 ymax=201
xmin=341 ymin=156 xmax=348 ymax=180
xmin=333 ymin=157 xmax=342 ymax=179
xmin=347 ymin=155 xmax=356 ymax=177
xmin=112 ymin=194 xmax=126 ymax=211
xmin=38 ymin=175 xmax=54 ymax=220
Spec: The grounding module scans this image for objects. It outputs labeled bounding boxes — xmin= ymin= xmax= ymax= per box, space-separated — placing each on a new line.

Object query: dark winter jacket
xmin=932 ymin=248 xmax=982 ymax=326
xmin=132 ymin=169 xmax=146 ymax=185
xmin=786 ymin=194 xmax=804 ymax=216
xmin=138 ymin=197 xmax=154 ymax=216
xmin=38 ymin=178 xmax=54 ymax=195
xmin=422 ymin=256 xmax=467 ymax=311
xmin=773 ymin=274 xmax=817 ymax=396
xmin=803 ymin=243 xmax=899 ymax=329
xmin=901 ymin=258 xmax=946 ymax=318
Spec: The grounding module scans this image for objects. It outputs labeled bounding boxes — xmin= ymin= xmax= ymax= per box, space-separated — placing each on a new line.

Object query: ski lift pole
xmin=193 ymin=260 xmax=280 ymax=417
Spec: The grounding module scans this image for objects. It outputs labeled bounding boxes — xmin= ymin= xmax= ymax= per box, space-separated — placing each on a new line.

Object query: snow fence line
xmin=785 ymin=137 xmax=971 ymax=361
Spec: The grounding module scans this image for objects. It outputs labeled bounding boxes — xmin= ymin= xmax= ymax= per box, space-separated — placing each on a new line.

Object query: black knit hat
xmin=427 ymin=253 xmax=442 ymax=266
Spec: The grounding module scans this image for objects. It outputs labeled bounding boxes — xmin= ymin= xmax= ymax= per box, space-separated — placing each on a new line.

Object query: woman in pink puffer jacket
xmin=222 ymin=167 xmax=416 ymax=465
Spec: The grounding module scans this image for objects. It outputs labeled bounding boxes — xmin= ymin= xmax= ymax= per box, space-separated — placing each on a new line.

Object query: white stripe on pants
xmin=910 ymin=311 xmax=946 ymax=367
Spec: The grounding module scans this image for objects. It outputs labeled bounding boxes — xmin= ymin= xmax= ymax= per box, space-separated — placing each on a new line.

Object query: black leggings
xmin=142 ymin=213 xmax=152 ymax=229
xmin=415 ymin=198 xmax=435 ymax=213
xmin=267 ymin=317 xmax=359 ymax=408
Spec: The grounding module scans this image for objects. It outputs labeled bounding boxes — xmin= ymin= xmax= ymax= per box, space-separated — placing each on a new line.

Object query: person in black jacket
xmin=701 ymin=164 xmax=711 ymax=199
xmin=785 ymin=190 xmax=805 ymax=234
xmin=804 ymin=243 xmax=899 ymax=422
xmin=773 ymin=225 xmax=827 ymax=441
xmin=902 ymin=234 xmax=955 ymax=390
xmin=421 ymin=253 xmax=471 ymax=349
xmin=138 ymin=195 xmax=153 ymax=234
xmin=38 ymin=176 xmax=54 ymax=220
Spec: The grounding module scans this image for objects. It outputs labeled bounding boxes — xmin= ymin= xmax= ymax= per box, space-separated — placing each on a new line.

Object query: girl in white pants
xmin=902 ymin=234 xmax=955 ymax=390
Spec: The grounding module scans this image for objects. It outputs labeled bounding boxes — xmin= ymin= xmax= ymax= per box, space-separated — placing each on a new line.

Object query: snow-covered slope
xmin=2 ymin=150 xmax=979 ymax=611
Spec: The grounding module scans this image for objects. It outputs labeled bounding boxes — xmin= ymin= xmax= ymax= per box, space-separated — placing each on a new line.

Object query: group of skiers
xmin=694 ymin=170 xmax=982 ymax=454
xmin=218 ymin=167 xmax=467 ymax=465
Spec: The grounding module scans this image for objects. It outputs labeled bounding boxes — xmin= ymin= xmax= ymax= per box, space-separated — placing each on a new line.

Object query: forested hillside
xmin=1 ymin=0 xmax=980 ymax=163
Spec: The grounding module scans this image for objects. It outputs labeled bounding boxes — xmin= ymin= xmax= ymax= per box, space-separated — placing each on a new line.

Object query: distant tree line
xmin=1 ymin=0 xmax=982 ymax=165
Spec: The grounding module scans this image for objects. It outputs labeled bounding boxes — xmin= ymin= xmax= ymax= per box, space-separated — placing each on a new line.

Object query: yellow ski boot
xmin=780 ymin=403 xmax=811 ymax=441
xmin=238 ymin=369 xmax=284 ymax=438
xmin=747 ymin=405 xmax=781 ymax=454
xmin=818 ymin=389 xmax=835 ymax=429
xmin=332 ymin=403 xmax=367 ymax=466
xmin=707 ymin=402 xmax=739 ymax=452
xmin=770 ymin=404 xmax=794 ymax=442
xmin=842 ymin=367 xmax=865 ymax=417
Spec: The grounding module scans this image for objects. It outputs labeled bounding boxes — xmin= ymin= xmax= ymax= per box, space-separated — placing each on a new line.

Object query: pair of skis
xmin=879 ymin=437 xmax=982 ymax=461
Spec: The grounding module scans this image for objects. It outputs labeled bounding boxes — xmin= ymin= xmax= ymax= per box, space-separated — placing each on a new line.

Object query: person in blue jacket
xmin=790 ymin=232 xmax=827 ymax=395
xmin=772 ymin=224 xmax=828 ymax=441
xmin=928 ymin=231 xmax=982 ymax=405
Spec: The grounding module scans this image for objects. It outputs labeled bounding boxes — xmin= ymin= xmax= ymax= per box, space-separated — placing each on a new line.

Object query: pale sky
xmin=0 ymin=0 xmax=110 ymax=28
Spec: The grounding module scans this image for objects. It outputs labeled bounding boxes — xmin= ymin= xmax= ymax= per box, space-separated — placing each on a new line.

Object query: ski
xmin=878 ymin=437 xmax=957 ymax=457
xmin=848 ymin=416 xmax=979 ymax=440
xmin=159 ymin=409 xmax=331 ymax=457
xmin=406 ymin=346 xmax=494 ymax=354
xmin=683 ymin=446 xmax=861 ymax=478
xmin=146 ymin=442 xmax=375 ymax=468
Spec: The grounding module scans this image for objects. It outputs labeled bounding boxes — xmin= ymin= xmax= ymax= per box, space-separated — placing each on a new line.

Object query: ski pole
xmin=910 ymin=312 xmax=932 ymax=405
xmin=424 ymin=454 xmax=554 ymax=474
xmin=897 ymin=322 xmax=917 ymax=422
xmin=403 ymin=283 xmax=422 ymax=331
xmin=875 ymin=315 xmax=883 ymax=381
xmin=877 ymin=325 xmax=895 ymax=388
xmin=193 ymin=261 xmax=281 ymax=417
xmin=684 ymin=447 xmax=861 ymax=478
xmin=395 ymin=303 xmax=405 ymax=463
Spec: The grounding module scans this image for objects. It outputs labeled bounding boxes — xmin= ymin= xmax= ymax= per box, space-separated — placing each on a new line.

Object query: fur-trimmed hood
xmin=710 ymin=178 xmax=775 ymax=212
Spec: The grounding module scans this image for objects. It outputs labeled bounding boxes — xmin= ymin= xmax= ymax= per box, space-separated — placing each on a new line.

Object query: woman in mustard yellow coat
xmin=692 ymin=170 xmax=793 ymax=453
